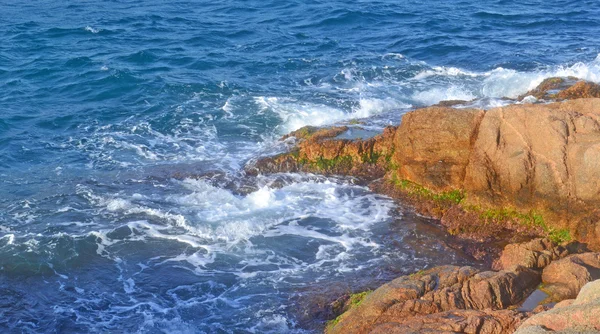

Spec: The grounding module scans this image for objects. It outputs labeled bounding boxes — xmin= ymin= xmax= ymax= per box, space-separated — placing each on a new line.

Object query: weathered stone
xmin=394 ymin=106 xmax=484 ymax=191
xmin=250 ymin=88 xmax=600 ymax=251
xmin=370 ymin=309 xmax=529 ymax=334
xmin=327 ymin=265 xmax=539 ymax=334
xmin=520 ymin=77 xmax=579 ymax=100
xmin=541 ymin=253 xmax=600 ymax=300
xmin=515 ymin=280 xmax=600 ymax=333
xmin=326 ymin=266 xmax=478 ymax=334
xmin=463 ymin=99 xmax=600 ymax=249
xmin=493 ymin=238 xmax=570 ymax=271
xmin=555 ymin=80 xmax=600 ymax=100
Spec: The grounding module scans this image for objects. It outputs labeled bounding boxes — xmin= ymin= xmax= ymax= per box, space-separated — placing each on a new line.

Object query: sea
xmin=1 ymin=0 xmax=600 ymax=332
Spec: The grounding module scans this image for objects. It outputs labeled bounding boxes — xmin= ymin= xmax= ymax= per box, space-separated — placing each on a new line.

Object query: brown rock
xmin=552 ymin=299 xmax=574 ymax=309
xmin=370 ymin=309 xmax=529 ymax=334
xmin=519 ymin=77 xmax=600 ymax=101
xmin=326 ymin=266 xmax=479 ymax=334
xmin=520 ymin=77 xmax=578 ymax=100
xmin=542 ymin=253 xmax=600 ymax=300
xmin=434 ymin=99 xmax=470 ymax=107
xmin=328 ymin=265 xmax=539 ymax=334
xmin=251 ymin=97 xmax=600 ymax=250
xmin=555 ymin=80 xmax=600 ymax=100
xmin=463 ymin=99 xmax=600 ymax=248
xmin=515 ymin=280 xmax=600 ymax=333
xmin=282 ymin=125 xmax=348 ymax=141
xmin=394 ymin=106 xmax=484 ymax=191
xmin=493 ymin=238 xmax=570 ymax=271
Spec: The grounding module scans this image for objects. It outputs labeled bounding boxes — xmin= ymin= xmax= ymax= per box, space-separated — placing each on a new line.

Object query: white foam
xmin=413 ymin=66 xmax=479 ymax=80
xmin=255 ymin=96 xmax=407 ymax=133
xmin=482 ymin=59 xmax=600 ymax=98
xmin=405 ymin=54 xmax=600 ymax=106
xmin=412 ymin=85 xmax=477 ymax=105
xmin=84 ymin=26 xmax=100 ymax=34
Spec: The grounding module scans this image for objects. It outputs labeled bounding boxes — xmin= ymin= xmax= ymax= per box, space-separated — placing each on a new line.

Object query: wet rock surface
xmin=520 ymin=77 xmax=600 ymax=101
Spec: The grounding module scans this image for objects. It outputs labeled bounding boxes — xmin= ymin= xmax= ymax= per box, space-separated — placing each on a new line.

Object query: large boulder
xmin=464 ymin=98 xmax=600 ymax=207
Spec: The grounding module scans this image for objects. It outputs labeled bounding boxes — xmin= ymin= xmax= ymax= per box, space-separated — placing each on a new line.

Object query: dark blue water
xmin=1 ymin=1 xmax=600 ymax=332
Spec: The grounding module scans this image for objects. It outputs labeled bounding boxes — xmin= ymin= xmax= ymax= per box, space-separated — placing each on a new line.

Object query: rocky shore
xmin=245 ymin=78 xmax=600 ymax=333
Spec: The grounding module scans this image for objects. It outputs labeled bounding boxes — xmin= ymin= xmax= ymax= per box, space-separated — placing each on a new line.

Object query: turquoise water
xmin=1 ymin=1 xmax=600 ymax=332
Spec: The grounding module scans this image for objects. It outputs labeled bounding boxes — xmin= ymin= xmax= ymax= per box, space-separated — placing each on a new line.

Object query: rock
xmin=370 ymin=309 xmax=529 ymax=334
xmin=327 ymin=265 xmax=539 ymax=334
xmin=573 ymin=278 xmax=600 ymax=305
xmin=519 ymin=77 xmax=579 ymax=100
xmin=434 ymin=99 xmax=470 ymax=107
xmin=251 ymin=96 xmax=600 ymax=250
xmin=326 ymin=266 xmax=478 ymax=334
xmin=541 ymin=253 xmax=600 ymax=300
xmin=282 ymin=125 xmax=348 ymax=141
xmin=555 ymin=81 xmax=600 ymax=100
xmin=246 ymin=125 xmax=395 ymax=180
xmin=515 ymin=280 xmax=600 ymax=333
xmin=463 ymin=99 xmax=600 ymax=248
xmin=553 ymin=299 xmax=574 ymax=309
xmin=519 ymin=77 xmax=600 ymax=101
xmin=493 ymin=238 xmax=570 ymax=271
xmin=394 ymin=106 xmax=485 ymax=191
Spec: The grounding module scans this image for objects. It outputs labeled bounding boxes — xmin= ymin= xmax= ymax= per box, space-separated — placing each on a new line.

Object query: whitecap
xmin=84 ymin=26 xmax=100 ymax=34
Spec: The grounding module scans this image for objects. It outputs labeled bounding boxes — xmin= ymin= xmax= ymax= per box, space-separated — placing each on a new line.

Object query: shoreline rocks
xmin=246 ymin=80 xmax=600 ymax=251
xmin=326 ymin=240 xmax=600 ymax=334
xmin=244 ymin=78 xmax=600 ymax=333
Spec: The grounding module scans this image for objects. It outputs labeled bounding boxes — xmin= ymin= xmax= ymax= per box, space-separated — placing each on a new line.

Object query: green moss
xmin=409 ymin=269 xmax=426 ymax=277
xmin=478 ymin=208 xmax=545 ymax=227
xmin=314 ymin=155 xmax=353 ymax=170
xmin=348 ymin=119 xmax=361 ymax=125
xmin=361 ymin=151 xmax=380 ymax=164
xmin=325 ymin=290 xmax=371 ymax=333
xmin=325 ymin=315 xmax=342 ymax=333
xmin=473 ymin=207 xmax=571 ymax=243
xmin=394 ymin=179 xmax=465 ymax=205
xmin=348 ymin=290 xmax=371 ymax=307
xmin=388 ymin=177 xmax=570 ymax=242
xmin=548 ymin=228 xmax=571 ymax=244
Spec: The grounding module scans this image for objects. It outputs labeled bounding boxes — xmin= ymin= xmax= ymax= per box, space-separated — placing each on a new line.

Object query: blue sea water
xmin=1 ymin=0 xmax=600 ymax=332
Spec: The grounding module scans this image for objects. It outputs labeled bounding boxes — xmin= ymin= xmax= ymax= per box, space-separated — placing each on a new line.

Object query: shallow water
xmin=2 ymin=0 xmax=600 ymax=332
